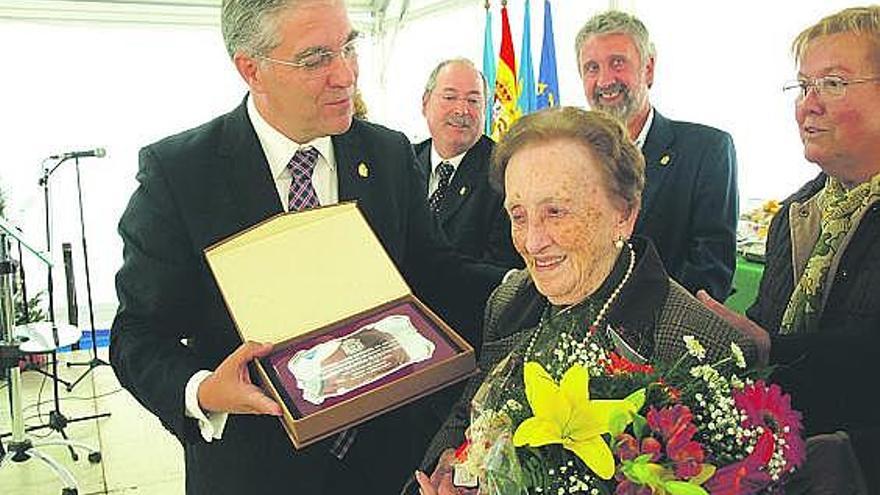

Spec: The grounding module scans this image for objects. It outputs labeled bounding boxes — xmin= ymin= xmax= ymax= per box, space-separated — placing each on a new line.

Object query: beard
xmin=589 ymin=81 xmax=646 ymax=124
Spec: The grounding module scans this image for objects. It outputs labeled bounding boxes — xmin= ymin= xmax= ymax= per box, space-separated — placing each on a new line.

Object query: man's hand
xmin=697 ymin=290 xmax=770 ymax=366
xmin=197 ymin=341 xmax=282 ymax=415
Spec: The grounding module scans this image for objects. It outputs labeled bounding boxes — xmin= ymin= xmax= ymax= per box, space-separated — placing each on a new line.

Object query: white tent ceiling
xmin=0 ymin=0 xmax=476 ymax=33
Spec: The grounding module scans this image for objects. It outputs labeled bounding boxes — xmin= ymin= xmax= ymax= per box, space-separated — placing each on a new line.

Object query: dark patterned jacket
xmin=406 ymin=237 xmax=755 ymax=490
xmin=747 ymin=173 xmax=880 ymax=489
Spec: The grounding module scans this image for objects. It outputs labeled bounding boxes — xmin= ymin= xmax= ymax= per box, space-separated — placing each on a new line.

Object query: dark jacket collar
xmin=785 ymin=172 xmax=827 ymax=205
xmin=414 ymin=135 xmax=495 ymax=222
xmin=216 ymin=98 xmax=377 ymax=229
xmin=217 ymin=97 xmax=283 ymax=229
xmin=641 ymin=109 xmax=674 ymax=165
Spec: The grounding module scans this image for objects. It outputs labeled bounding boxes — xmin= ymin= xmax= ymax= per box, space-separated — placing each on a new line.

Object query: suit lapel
xmin=414 ymin=139 xmax=432 ymax=195
xmin=217 ymin=99 xmax=283 ymax=229
xmin=334 ymin=121 xmax=371 ymax=203
xmin=638 ymin=111 xmax=675 ymax=228
xmin=438 ymin=136 xmax=491 ymax=224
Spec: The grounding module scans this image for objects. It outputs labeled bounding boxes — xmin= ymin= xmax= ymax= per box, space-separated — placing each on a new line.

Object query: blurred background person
xmin=576 ymin=10 xmax=739 ymax=302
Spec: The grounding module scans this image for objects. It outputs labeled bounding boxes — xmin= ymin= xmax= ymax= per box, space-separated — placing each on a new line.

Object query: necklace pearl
xmin=523 ymin=243 xmax=636 ymax=362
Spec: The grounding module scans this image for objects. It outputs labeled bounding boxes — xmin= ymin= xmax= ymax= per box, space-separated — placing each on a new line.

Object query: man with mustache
xmin=412 ymin=59 xmax=521 ymax=451
xmin=575 ymin=11 xmax=738 ymax=302
xmin=414 ymin=58 xmax=521 ymax=343
xmin=109 ymin=1 xmax=506 ymax=494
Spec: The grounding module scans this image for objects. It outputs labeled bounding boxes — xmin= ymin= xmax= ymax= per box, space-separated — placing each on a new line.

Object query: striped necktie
xmin=287 ymin=147 xmax=320 ymax=211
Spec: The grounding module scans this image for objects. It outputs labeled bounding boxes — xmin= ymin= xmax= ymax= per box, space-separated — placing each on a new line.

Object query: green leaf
xmin=664 ymin=480 xmax=709 ymax=495
xmin=625 ymin=388 xmax=646 ymax=410
xmin=622 ymin=458 xmax=663 ymax=487
xmin=609 ymin=410 xmax=632 ymax=437
xmin=632 ymin=413 xmax=647 ymax=439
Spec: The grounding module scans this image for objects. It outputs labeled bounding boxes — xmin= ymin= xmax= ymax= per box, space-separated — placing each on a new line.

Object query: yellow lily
xmin=512 ymin=362 xmax=638 ymax=480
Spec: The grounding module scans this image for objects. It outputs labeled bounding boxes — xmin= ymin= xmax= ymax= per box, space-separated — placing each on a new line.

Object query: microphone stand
xmin=31 ymin=159 xmax=110 ymax=455
xmin=63 ymin=157 xmax=111 ymax=390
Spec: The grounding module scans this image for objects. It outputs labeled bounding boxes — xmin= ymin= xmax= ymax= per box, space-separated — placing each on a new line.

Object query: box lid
xmin=205 ymin=203 xmax=411 ymax=344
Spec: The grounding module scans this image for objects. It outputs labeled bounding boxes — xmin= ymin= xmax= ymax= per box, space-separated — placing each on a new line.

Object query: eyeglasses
xmin=436 ymin=93 xmax=484 ymax=109
xmin=258 ymin=34 xmax=362 ymax=74
xmin=782 ymin=75 xmax=880 ymax=99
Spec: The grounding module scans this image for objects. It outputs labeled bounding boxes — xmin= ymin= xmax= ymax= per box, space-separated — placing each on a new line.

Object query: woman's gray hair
xmin=491 ymin=107 xmax=645 ymax=213
xmin=221 ymin=0 xmax=298 ymax=58
xmin=575 ymin=10 xmax=656 ymax=71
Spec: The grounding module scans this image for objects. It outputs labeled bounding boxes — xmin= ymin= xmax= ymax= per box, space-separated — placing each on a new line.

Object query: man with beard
xmin=414 ymin=58 xmax=522 ymax=341
xmin=575 ymin=10 xmax=738 ymax=302
xmin=109 ymin=1 xmax=505 ymax=494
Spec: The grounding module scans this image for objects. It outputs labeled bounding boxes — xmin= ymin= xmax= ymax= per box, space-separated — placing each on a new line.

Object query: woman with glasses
xmin=700 ymin=6 xmax=880 ymax=494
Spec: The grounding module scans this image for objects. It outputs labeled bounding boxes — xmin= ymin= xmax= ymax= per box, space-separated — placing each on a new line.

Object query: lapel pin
xmin=357 ymin=162 xmax=369 ymax=178
xmin=459 ymin=186 xmax=468 ymax=196
xmin=659 ymin=154 xmax=671 ymax=166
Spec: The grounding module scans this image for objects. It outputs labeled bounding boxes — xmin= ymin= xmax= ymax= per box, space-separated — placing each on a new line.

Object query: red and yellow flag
xmin=491 ymin=3 xmax=519 ymax=141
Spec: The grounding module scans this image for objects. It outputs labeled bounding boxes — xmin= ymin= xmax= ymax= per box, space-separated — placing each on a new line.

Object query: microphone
xmin=50 ymin=148 xmax=106 ymax=160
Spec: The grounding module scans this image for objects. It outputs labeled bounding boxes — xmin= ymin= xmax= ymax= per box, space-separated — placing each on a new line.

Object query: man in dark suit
xmin=109 ymin=1 xmax=504 ymax=494
xmin=575 ymin=10 xmax=738 ymax=301
xmin=414 ymin=58 xmax=521 ymax=342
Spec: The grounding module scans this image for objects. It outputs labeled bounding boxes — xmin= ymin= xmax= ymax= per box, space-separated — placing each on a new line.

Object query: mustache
xmin=446 ymin=114 xmax=475 ymax=128
xmin=593 ymin=81 xmax=630 ymax=100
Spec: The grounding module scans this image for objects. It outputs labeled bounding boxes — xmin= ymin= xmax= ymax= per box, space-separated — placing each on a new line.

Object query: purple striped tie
xmin=287 ymin=147 xmax=321 ymax=212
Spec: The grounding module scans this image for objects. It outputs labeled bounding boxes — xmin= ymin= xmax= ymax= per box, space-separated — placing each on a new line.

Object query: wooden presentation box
xmin=205 ymin=202 xmax=475 ymax=449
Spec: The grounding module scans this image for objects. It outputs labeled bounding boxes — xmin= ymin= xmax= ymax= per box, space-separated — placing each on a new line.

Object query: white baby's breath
xmin=730 ymin=342 xmax=747 ymax=369
xmin=683 ymin=335 xmax=706 ymax=361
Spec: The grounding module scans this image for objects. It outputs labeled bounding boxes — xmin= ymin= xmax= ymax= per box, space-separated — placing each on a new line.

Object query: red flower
xmin=734 ymin=381 xmax=805 ymax=472
xmin=656 ymin=378 xmax=681 ymax=401
xmin=640 ymin=437 xmax=662 ymax=462
xmin=705 ymin=430 xmax=774 ymax=495
xmin=615 ymin=433 xmax=640 ymax=461
xmin=646 ymin=405 xmax=705 ymax=479
xmin=601 ymin=352 xmax=655 ymax=375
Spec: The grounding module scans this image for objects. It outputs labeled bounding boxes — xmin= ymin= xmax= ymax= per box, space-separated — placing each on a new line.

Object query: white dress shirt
xmin=184 ymin=96 xmax=341 ymax=442
xmin=634 ymin=106 xmax=655 ymax=151
xmin=427 ymin=146 xmax=466 ymax=197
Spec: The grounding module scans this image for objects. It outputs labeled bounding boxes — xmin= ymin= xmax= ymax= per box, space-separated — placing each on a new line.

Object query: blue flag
xmin=483 ymin=6 xmax=496 ymax=136
xmin=536 ymin=0 xmax=559 ymax=109
xmin=516 ymin=0 xmax=536 ymax=115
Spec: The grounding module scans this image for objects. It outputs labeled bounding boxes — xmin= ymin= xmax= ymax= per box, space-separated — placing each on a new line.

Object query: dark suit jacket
xmin=109 ymin=99 xmax=505 ymax=495
xmin=637 ymin=110 xmax=738 ymax=301
xmin=414 ymin=135 xmax=520 ymax=268
xmin=414 ymin=136 xmax=521 ymax=341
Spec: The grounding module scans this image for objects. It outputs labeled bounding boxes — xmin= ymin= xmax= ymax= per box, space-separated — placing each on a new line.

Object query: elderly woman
xmin=411 ymin=107 xmax=755 ymax=494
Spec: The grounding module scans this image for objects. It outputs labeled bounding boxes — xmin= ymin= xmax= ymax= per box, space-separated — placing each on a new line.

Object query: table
xmin=725 ymin=255 xmax=765 ymax=315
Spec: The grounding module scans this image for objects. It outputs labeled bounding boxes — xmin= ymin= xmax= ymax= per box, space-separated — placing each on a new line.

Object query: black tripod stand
xmin=0 ymin=226 xmax=101 ymax=495
xmin=30 ymin=158 xmax=111 ymax=450
xmin=40 ymin=154 xmax=110 ymax=392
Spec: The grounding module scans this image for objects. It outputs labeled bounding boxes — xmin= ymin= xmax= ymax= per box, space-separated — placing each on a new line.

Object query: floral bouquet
xmin=451 ymin=324 xmax=804 ymax=495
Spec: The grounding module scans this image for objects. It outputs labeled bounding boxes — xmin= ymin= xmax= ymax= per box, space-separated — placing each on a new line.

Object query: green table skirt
xmin=725 ymin=255 xmax=764 ymax=314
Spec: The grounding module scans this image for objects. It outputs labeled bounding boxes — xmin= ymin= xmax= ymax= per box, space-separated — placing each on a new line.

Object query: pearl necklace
xmin=523 ymin=243 xmax=637 ymax=362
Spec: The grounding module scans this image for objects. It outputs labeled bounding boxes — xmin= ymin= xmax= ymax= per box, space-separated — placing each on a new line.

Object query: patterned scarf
xmin=781 ymin=174 xmax=880 ymax=334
